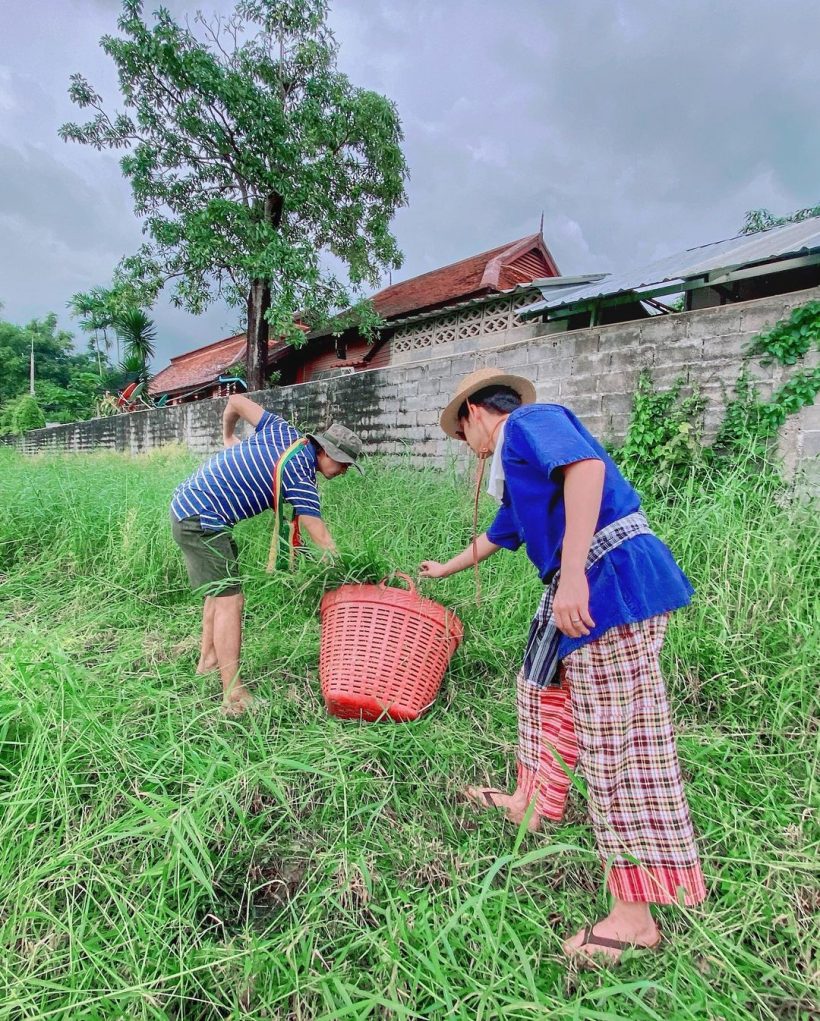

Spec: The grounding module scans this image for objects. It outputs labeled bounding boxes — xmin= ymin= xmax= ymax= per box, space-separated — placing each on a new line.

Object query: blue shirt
xmin=170 ymin=412 xmax=321 ymax=531
xmin=486 ymin=404 xmax=693 ymax=657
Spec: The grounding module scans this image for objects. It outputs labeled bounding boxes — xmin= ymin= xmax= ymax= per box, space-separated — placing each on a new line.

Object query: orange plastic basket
xmin=319 ymin=573 xmax=463 ymax=722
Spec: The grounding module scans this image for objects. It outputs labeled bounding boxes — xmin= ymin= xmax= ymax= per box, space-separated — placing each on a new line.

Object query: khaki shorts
xmin=171 ymin=513 xmax=241 ymax=597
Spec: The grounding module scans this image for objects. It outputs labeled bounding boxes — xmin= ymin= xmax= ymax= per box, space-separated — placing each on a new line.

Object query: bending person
xmin=170 ymin=394 xmax=362 ymax=715
xmin=419 ymin=368 xmax=706 ymax=963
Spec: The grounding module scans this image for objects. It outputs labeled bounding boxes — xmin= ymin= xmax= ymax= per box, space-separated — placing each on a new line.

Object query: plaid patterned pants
xmin=516 ymin=614 xmax=706 ymax=905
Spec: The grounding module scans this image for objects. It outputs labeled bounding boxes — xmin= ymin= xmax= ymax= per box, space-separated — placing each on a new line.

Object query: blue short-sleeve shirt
xmin=486 ymin=404 xmax=693 ymax=657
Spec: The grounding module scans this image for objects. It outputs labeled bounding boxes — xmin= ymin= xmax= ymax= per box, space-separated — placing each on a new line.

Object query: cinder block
xmin=688 ymin=307 xmax=743 ymax=339
xmin=649 ymin=366 xmax=690 ymax=388
xmin=600 ymin=325 xmax=642 ymax=353
xmin=659 ymin=341 xmax=705 ymax=366
xmin=597 ymin=369 xmax=638 ymax=395
xmin=564 ymin=395 xmax=602 ymax=418
xmin=534 ymin=380 xmax=561 ymax=403
xmin=642 ymin=316 xmax=688 ymax=344
xmin=740 ymin=304 xmax=788 ymax=336
xmin=605 ymin=413 xmax=632 ymax=444
xmin=571 ymin=330 xmax=600 ymax=357
xmin=575 ymin=351 xmax=610 ymax=376
xmin=800 ymin=433 xmax=820 ymax=458
xmin=602 ymin=393 xmax=635 ymax=418
xmin=531 ymin=351 xmax=573 ymax=381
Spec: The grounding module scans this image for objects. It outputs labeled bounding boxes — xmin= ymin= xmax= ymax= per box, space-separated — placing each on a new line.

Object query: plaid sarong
xmin=522 ymin=510 xmax=654 ymax=689
xmin=517 ymin=615 xmax=707 ymax=905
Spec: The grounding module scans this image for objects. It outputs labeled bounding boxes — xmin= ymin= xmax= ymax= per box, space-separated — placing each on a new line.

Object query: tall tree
xmin=60 ymin=0 xmax=408 ymax=390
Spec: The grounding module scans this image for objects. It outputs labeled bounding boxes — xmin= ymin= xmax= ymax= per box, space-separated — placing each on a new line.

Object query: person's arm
xmin=299 ymin=514 xmax=338 ymax=555
xmin=222 ymin=395 xmax=266 ymax=445
xmin=552 ymin=458 xmax=605 ymax=638
xmin=419 ymin=533 xmax=501 ymax=579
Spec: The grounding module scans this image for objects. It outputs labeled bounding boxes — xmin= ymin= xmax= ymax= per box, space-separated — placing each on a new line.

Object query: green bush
xmin=0 ymin=394 xmax=46 ymax=436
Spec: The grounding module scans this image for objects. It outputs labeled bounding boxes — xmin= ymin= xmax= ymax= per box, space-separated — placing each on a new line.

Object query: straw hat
xmin=439 ymin=367 xmax=536 ymax=439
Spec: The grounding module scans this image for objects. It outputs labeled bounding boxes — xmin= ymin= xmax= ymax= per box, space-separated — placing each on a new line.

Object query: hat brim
xmin=439 ymin=373 xmax=537 ymax=439
xmin=307 ymin=433 xmax=364 ymax=474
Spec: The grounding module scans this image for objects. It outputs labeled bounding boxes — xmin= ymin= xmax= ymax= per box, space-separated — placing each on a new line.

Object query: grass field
xmin=0 ymin=445 xmax=817 ymax=1020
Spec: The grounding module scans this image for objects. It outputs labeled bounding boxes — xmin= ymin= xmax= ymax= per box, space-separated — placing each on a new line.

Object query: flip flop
xmin=568 ymin=923 xmax=663 ymax=967
xmin=463 ymin=787 xmax=510 ymax=811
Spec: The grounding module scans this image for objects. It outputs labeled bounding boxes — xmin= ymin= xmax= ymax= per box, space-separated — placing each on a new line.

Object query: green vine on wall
xmin=619 ymin=371 xmax=706 ymax=475
xmin=747 ymin=300 xmax=820 ymax=365
xmin=621 ymin=299 xmax=820 ymax=478
xmin=762 ymin=366 xmax=820 ymax=432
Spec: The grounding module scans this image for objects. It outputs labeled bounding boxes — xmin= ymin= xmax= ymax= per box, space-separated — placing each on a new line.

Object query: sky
xmin=1 ymin=0 xmax=818 ymax=369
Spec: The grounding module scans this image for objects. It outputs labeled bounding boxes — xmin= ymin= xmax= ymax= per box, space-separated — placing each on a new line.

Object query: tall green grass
xmin=0 ymin=445 xmax=817 ymax=1020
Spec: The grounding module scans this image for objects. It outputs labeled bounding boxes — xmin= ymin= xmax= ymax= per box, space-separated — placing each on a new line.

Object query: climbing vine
xmin=747 ymin=300 xmax=820 ymax=366
xmin=621 ymin=299 xmax=820 ymax=476
xmin=618 ymin=371 xmax=705 ymax=474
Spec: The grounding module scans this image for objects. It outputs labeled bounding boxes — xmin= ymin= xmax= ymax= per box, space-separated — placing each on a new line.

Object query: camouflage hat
xmin=307 ymin=423 xmax=364 ymax=474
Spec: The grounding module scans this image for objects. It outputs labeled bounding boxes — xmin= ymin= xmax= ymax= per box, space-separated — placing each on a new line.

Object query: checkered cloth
xmin=517 ymin=615 xmax=706 ymax=905
xmin=522 ymin=510 xmax=654 ymax=689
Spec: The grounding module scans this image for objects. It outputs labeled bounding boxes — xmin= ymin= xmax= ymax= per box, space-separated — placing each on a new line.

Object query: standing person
xmin=171 ymin=394 xmax=362 ymax=715
xmin=419 ymin=368 xmax=706 ymax=963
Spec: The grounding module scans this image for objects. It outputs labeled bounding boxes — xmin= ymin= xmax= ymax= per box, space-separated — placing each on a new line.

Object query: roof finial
xmin=539 ymin=210 xmax=544 ymax=235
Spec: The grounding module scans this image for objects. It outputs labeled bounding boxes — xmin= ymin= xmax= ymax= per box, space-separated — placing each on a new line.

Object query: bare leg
xmin=196 ymin=596 xmax=218 ymax=674
xmin=564 ymin=899 xmax=659 ymax=962
xmin=212 ymin=593 xmax=252 ymax=714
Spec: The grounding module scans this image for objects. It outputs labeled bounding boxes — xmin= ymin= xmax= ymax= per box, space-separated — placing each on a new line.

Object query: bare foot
xmin=563 ymin=915 xmax=661 ymax=965
xmin=221 ymin=683 xmax=253 ymax=716
xmin=464 ymin=786 xmax=542 ymax=832
xmin=196 ymin=657 xmax=219 ymax=675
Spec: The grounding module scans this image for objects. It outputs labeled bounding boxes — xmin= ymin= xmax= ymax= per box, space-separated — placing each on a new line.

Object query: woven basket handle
xmin=378 ymin=572 xmax=417 ymax=595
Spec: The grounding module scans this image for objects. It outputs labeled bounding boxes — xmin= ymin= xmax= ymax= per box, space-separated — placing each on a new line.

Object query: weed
xmin=0 ymin=446 xmax=817 ymax=1019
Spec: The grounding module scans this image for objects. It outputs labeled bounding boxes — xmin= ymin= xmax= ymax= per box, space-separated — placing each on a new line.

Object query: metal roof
xmin=519 ymin=217 xmax=820 ymax=318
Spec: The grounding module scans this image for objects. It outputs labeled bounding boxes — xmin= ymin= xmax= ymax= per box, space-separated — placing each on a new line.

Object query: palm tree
xmin=67 ymin=286 xmax=118 ymax=373
xmin=115 ymin=309 xmax=157 ymax=383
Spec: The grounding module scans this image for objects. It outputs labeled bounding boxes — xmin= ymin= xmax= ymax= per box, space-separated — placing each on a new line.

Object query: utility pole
xmin=30 ymin=336 xmax=35 ymax=395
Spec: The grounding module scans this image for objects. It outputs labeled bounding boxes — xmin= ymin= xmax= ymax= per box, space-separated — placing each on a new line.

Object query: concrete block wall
xmin=13 ymin=285 xmax=820 ymax=484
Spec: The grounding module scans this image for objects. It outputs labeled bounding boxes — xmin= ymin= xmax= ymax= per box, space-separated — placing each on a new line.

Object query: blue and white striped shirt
xmin=170 ymin=412 xmax=321 ymax=531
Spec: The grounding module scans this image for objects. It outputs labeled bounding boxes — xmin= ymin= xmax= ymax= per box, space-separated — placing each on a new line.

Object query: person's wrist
xmin=560 ymin=562 xmax=585 ymax=579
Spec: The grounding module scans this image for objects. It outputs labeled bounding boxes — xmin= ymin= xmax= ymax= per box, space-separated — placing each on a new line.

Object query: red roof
xmin=368 ymin=232 xmax=558 ymax=321
xmin=150 ymin=232 xmax=559 ymax=394
xmin=149 ymin=333 xmax=287 ymax=396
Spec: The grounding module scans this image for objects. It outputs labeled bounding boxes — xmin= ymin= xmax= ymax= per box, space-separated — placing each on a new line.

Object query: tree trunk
xmin=246 ymin=278 xmax=271 ymax=392
xmin=245 ymin=193 xmax=282 ymax=392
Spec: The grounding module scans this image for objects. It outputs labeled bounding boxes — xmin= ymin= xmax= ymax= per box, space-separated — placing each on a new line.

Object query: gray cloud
xmin=0 ymin=0 xmax=817 ymax=368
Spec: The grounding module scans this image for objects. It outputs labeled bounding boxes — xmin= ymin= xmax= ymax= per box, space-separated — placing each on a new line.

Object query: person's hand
xmin=224 ymin=435 xmax=242 ymax=449
xmin=552 ymin=572 xmax=595 ymax=638
xmin=419 ymin=560 xmax=449 ymax=580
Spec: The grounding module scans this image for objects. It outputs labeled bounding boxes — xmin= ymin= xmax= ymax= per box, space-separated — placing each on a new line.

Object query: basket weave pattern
xmin=319 ymin=574 xmax=463 ymax=722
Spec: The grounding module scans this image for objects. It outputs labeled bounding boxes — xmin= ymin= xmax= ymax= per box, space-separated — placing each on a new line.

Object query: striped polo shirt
xmin=170 ymin=411 xmax=321 ymax=531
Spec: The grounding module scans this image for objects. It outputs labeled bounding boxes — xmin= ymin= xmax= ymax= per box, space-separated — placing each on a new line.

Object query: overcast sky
xmin=1 ymin=0 xmax=818 ymax=368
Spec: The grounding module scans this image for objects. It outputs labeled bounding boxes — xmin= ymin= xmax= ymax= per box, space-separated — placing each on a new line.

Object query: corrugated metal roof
xmin=520 ymin=217 xmax=820 ymax=317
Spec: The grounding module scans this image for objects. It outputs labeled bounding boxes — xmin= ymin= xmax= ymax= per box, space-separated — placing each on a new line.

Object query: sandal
xmin=568 ymin=923 xmax=662 ymax=966
xmin=463 ymin=787 xmax=510 ymax=811
xmin=463 ymin=787 xmax=542 ymax=831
